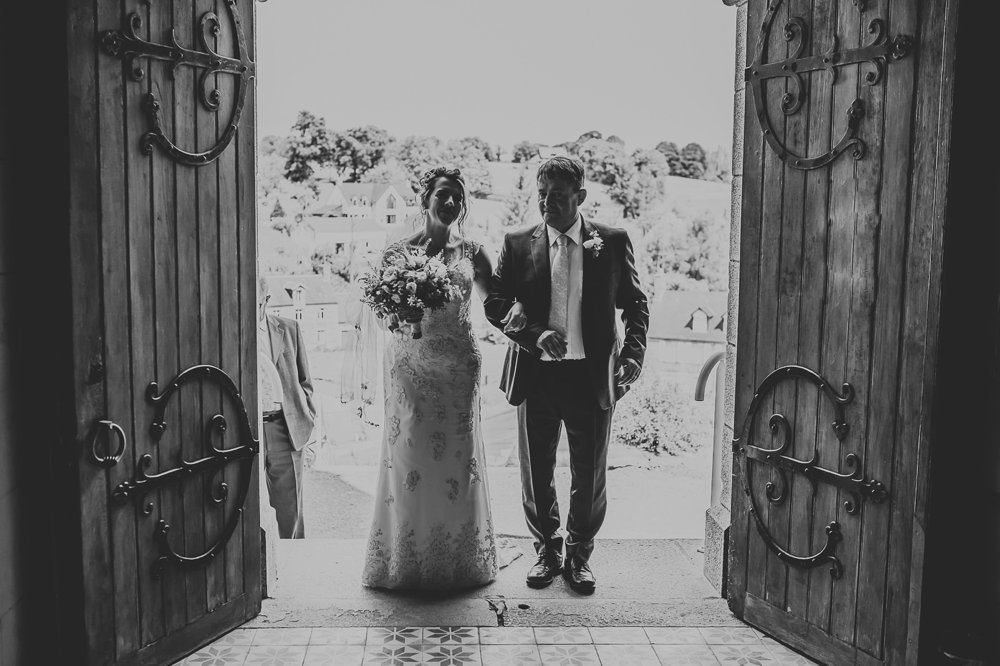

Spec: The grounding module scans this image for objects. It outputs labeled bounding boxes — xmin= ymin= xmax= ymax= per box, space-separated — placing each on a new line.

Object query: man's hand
xmin=537 ymin=330 xmax=568 ymax=360
xmin=615 ymin=357 xmax=641 ymax=386
xmin=501 ymin=301 xmax=527 ymax=333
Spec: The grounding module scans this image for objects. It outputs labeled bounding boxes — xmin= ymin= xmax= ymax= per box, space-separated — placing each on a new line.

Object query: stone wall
xmin=703 ymin=0 xmax=747 ymax=596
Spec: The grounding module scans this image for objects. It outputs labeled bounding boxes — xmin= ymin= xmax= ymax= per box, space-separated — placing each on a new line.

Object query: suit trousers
xmin=263 ymin=416 xmax=305 ymax=539
xmin=517 ymin=359 xmax=613 ymax=564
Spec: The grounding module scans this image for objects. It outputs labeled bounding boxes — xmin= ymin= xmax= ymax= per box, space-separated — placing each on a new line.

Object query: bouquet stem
xmin=401 ymin=308 xmax=424 ymax=340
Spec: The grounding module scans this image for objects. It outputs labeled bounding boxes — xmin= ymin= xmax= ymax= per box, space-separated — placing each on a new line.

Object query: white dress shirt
xmin=258 ymin=318 xmax=284 ymax=412
xmin=539 ymin=215 xmax=586 ymax=361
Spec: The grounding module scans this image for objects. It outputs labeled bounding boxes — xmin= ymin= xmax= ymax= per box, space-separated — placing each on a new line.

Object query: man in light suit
xmin=258 ymin=277 xmax=316 ymax=539
xmin=485 ymin=156 xmax=649 ymax=593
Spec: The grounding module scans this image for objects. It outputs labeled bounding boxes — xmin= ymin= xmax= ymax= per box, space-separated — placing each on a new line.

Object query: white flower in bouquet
xmin=359 ymin=243 xmax=459 ymax=340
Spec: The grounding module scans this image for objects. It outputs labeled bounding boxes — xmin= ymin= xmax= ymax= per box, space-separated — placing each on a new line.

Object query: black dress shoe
xmin=526 ymin=552 xmax=563 ymax=588
xmin=563 ymin=558 xmax=596 ymax=594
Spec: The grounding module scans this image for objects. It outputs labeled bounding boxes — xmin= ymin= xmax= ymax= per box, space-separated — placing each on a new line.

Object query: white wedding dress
xmin=362 ymin=240 xmax=498 ymax=591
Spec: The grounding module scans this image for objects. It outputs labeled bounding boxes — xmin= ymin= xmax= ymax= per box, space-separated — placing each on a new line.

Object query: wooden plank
xmin=745 ymin=593 xmax=883 ymax=666
xmin=149 ymin=0 xmax=187 ymax=636
xmin=880 ymin=0 xmax=938 ymax=660
xmin=124 ymin=0 xmax=166 ymax=646
xmin=764 ymin=0 xmax=810 ymax=612
xmin=98 ymin=0 xmax=142 ymax=657
xmin=174 ymin=0 xmax=208 ymax=624
xmin=787 ymin=0 xmax=835 ymax=621
xmin=68 ymin=2 xmax=115 ymax=662
xmin=807 ymin=0 xmax=860 ymax=635
xmin=236 ymin=0 xmax=262 ymax=610
xmin=847 ymin=0 xmax=897 ymax=657
xmin=197 ymin=0 xmax=226 ymax=613
xmin=828 ymin=0 xmax=878 ymax=645
xmin=885 ymin=0 xmax=958 ymax=662
xmin=119 ymin=594 xmax=248 ymax=666
xmin=748 ymin=0 xmax=788 ymax=609
xmin=854 ymin=0 xmax=916 ymax=654
xmin=728 ymin=0 xmax=767 ymax=619
xmin=905 ymin=5 xmax=958 ymax=659
xmin=215 ymin=0 xmax=244 ymax=603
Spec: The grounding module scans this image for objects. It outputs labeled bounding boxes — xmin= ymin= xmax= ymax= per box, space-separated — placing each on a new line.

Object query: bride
xmin=361 ymin=167 xmax=523 ymax=591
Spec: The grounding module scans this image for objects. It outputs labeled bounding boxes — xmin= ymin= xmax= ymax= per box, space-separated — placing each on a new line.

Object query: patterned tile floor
xmin=176 ymin=625 xmax=820 ymax=665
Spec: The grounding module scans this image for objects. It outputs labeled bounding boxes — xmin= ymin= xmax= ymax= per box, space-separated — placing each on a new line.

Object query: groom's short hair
xmin=536 ymin=156 xmax=586 ymax=191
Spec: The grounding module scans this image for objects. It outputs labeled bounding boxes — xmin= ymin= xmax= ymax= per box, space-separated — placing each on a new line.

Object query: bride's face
xmin=427 ymin=177 xmax=465 ymax=226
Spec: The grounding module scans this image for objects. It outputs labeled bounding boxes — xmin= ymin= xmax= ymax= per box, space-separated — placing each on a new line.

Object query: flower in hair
xmin=420 ymin=166 xmax=462 ymax=187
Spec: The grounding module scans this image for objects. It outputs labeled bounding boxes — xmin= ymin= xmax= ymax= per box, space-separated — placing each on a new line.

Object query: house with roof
xmin=304 ymin=179 xmax=418 ymax=264
xmin=308 ymin=179 xmax=417 ymax=223
xmin=647 ymin=289 xmax=728 ymax=371
xmin=262 ymin=273 xmax=356 ymax=349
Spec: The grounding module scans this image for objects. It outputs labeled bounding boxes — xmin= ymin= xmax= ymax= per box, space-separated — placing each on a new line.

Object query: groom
xmin=485 ymin=156 xmax=649 ymax=593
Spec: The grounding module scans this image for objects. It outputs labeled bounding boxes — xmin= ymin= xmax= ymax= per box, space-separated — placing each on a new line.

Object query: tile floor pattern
xmin=175 ymin=626 xmax=820 ymax=665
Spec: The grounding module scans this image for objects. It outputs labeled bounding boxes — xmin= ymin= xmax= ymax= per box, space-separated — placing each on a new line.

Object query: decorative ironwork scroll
xmin=747 ymin=0 xmax=913 ymax=169
xmin=733 ymin=365 xmax=889 ymax=578
xmin=100 ymin=0 xmax=255 ymax=166
xmin=112 ymin=365 xmax=258 ymax=575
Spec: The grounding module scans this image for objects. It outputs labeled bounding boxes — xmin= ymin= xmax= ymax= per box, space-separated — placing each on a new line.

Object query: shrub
xmin=612 ymin=374 xmax=714 ymax=456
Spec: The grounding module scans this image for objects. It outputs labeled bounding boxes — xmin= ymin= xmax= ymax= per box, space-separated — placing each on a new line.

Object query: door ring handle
xmin=91 ymin=419 xmax=128 ymax=467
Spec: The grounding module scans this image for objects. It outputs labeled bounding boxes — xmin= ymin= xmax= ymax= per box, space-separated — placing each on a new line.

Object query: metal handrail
xmin=694 ymin=351 xmax=725 ymax=401
xmin=695 ymin=350 xmax=727 ymax=508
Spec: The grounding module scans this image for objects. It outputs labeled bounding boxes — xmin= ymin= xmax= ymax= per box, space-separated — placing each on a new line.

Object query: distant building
xmin=647 ymin=289 xmax=728 ymax=370
xmin=309 ymin=180 xmax=418 ymax=223
xmin=304 ymin=180 xmax=418 ymax=266
xmin=262 ymin=273 xmax=355 ymax=349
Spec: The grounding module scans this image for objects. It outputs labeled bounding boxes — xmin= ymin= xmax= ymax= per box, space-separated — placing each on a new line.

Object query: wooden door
xmin=67 ymin=1 xmax=260 ymax=663
xmin=728 ymin=0 xmax=958 ymax=663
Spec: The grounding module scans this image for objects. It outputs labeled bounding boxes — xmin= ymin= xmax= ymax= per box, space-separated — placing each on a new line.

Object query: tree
xmin=331 ymin=125 xmax=391 ymax=182
xmin=270 ymin=199 xmax=285 ymax=219
xmin=607 ymin=135 xmax=626 ymax=146
xmin=499 ymin=167 xmax=535 ymax=229
xmin=677 ymin=142 xmax=708 ymax=179
xmin=362 ymin=161 xmax=412 ymax=185
xmin=440 ymin=138 xmax=492 ymax=197
xmin=655 ymin=140 xmax=682 ymax=175
xmin=561 ymin=130 xmax=603 ymax=156
xmin=576 ymin=138 xmax=630 ymax=187
xmin=283 ymin=111 xmax=335 ymax=183
xmin=642 ymin=208 xmax=728 ymax=293
xmin=260 ymin=134 xmax=288 ymax=157
xmin=608 ymin=149 xmax=669 ymax=218
xmin=389 ymin=135 xmax=442 ymax=188
xmin=512 ymin=140 xmax=541 ymax=163
xmin=310 ymin=245 xmax=353 ymax=280
xmin=453 ymin=136 xmax=495 ymax=162
xmin=705 ymin=144 xmax=732 ymax=182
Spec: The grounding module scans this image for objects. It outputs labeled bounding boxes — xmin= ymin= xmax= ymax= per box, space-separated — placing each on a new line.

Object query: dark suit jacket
xmin=266 ymin=314 xmax=317 ymax=451
xmin=484 ymin=219 xmax=649 ymax=410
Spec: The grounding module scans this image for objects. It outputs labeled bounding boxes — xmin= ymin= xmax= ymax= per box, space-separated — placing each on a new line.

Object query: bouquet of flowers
xmin=359 ymin=243 xmax=457 ymax=339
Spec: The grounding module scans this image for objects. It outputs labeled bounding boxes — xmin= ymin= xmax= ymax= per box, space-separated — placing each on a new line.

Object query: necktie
xmin=550 ymin=234 xmax=570 ymax=337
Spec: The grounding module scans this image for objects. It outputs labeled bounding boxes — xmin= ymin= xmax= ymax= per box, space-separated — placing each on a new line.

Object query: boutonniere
xmin=582 ymin=230 xmax=604 ymax=258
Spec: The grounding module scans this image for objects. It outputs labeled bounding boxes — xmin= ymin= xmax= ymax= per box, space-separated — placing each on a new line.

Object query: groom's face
xmin=537 ymin=175 xmax=586 ymax=231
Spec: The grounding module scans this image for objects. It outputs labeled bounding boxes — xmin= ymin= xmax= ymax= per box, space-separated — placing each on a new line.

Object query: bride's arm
xmin=471 ymin=243 xmax=494 ymax=302
xmin=473 ymin=245 xmax=525 ymax=331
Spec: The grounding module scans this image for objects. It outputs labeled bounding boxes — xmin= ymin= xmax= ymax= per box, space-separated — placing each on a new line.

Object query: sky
xmin=255 ymin=1 xmax=738 ymax=152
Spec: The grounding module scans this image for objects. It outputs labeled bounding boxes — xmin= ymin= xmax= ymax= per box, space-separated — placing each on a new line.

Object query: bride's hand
xmin=501 ymin=301 xmax=527 ymax=333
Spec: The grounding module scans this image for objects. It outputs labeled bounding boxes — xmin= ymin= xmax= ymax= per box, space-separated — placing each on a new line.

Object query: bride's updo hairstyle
xmin=419 ymin=166 xmax=470 ymax=228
